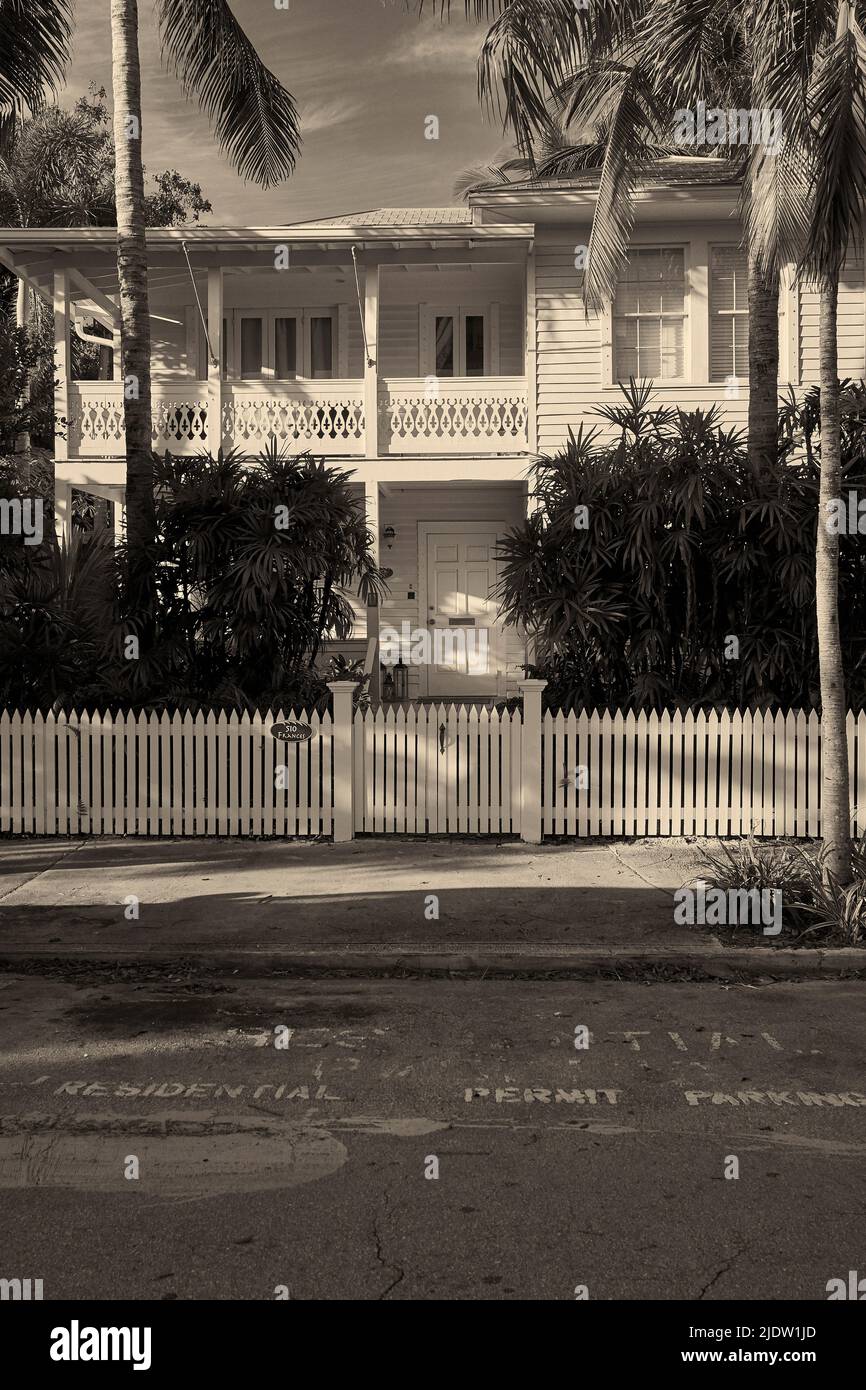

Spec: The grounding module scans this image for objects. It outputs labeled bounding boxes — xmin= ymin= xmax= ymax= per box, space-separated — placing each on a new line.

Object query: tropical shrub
xmin=498 ymin=380 xmax=866 ymax=711
xmin=699 ymin=837 xmax=866 ymax=946
xmin=0 ymin=445 xmax=383 ymax=714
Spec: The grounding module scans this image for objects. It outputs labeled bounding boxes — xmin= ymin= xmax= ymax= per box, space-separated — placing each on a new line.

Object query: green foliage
xmin=0 ymin=316 xmax=40 ymax=451
xmin=498 ymin=380 xmax=866 ymax=711
xmin=0 ymin=446 xmax=384 ymax=715
xmin=0 ymin=89 xmax=212 ymax=229
xmin=700 ymin=836 xmax=866 ymax=946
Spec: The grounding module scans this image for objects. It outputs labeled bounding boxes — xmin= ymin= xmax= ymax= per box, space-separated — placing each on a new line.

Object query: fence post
xmin=519 ymin=679 xmax=547 ymax=844
xmin=328 ymin=681 xmax=357 ymax=842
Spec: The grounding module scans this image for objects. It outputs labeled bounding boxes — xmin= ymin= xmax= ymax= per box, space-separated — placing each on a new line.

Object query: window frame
xmin=708 ymin=242 xmax=749 ymax=385
xmin=420 ymin=304 xmax=499 ymax=377
xmin=220 ymin=308 xmax=338 ymax=381
xmin=605 ymin=242 xmax=691 ymax=387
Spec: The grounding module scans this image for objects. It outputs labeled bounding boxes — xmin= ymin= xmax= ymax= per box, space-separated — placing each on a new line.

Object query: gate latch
xmin=439 ymin=723 xmax=446 ymax=754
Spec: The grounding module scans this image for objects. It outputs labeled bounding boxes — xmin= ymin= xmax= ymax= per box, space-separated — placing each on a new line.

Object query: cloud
xmin=301 ymin=96 xmax=363 ymax=134
xmin=388 ymin=26 xmax=484 ymax=68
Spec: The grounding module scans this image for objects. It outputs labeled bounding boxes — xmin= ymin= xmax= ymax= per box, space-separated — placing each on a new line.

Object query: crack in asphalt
xmin=373 ymin=1192 xmax=405 ymax=1300
xmin=697 ymin=1242 xmax=751 ymax=1300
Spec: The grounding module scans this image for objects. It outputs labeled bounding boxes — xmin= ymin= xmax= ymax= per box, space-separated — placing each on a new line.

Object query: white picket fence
xmin=2 ymin=682 xmax=866 ymax=841
xmin=0 ymin=708 xmax=333 ymax=838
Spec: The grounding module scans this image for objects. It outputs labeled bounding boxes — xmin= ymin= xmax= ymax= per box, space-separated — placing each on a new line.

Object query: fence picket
xmin=3 ymin=701 xmax=864 ymax=845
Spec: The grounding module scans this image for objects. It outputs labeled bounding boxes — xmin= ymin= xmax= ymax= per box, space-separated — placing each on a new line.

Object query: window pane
xmin=275 ymin=317 xmax=297 ymax=378
xmin=310 ymin=316 xmax=333 ymax=378
xmin=464 ymin=314 xmax=485 ymax=375
xmin=637 ymin=318 xmax=661 ymax=377
xmin=240 ymin=318 xmax=263 ymax=376
xmin=435 ymin=315 xmax=454 ymax=375
xmin=660 ymin=318 xmax=683 ymax=378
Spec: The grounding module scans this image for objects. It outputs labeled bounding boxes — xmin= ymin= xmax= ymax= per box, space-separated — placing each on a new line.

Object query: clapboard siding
xmin=533 ymin=222 xmax=848 ymax=452
xmin=800 ymin=252 xmax=865 ymax=384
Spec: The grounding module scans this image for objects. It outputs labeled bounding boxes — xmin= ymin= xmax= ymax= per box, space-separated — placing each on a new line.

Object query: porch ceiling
xmin=0 ymin=223 xmax=534 ymax=305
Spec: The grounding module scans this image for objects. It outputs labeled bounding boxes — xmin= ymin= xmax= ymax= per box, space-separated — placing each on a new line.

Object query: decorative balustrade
xmin=68 ymin=377 xmax=529 ymax=458
xmin=383 ymin=377 xmax=529 ymax=454
xmin=223 ymin=382 xmax=365 ymax=456
xmin=70 ymin=382 xmax=208 ymax=457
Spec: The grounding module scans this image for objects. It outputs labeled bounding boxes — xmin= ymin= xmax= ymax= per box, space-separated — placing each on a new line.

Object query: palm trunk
xmin=746 ymin=249 xmax=779 ymax=476
xmin=110 ymin=0 xmax=156 ymax=625
xmin=817 ymin=272 xmax=852 ymax=883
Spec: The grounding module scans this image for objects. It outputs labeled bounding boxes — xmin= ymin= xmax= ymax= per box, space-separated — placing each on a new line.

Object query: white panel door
xmin=424 ymin=528 xmax=505 ymax=697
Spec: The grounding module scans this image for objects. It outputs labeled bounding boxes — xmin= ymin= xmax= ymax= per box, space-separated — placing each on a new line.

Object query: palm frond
xmin=564 ymin=62 xmax=669 ymax=313
xmin=801 ymin=21 xmax=866 ymax=280
xmin=0 ymin=0 xmax=73 ymax=144
xmin=157 ymin=0 xmax=300 ymax=188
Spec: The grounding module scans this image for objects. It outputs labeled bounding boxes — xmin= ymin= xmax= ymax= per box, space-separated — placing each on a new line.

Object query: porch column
xmin=53 ymin=271 xmax=72 ymax=545
xmin=519 ymin=678 xmax=547 ymax=844
xmin=525 ymin=245 xmax=537 ymax=453
xmin=365 ymin=479 xmax=381 ymax=703
xmin=53 ymin=270 xmax=70 ymax=467
xmin=327 ymin=681 xmax=357 ymax=842
xmin=15 ymin=278 xmax=30 ymax=456
xmin=206 ymin=267 xmax=223 ymax=456
xmin=54 ymin=482 xmax=72 ymax=547
xmin=363 ymin=260 xmax=380 ymax=458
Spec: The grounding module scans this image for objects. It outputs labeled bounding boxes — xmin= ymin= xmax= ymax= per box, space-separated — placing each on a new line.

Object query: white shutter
xmin=710 ymin=246 xmax=748 ymax=381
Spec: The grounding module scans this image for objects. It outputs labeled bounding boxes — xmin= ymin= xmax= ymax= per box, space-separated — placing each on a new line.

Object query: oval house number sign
xmin=270 ymin=721 xmax=313 ymax=742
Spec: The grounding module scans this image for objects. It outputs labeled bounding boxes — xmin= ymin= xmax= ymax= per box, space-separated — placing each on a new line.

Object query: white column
xmin=519 ymin=678 xmax=547 ymax=844
xmin=525 ymin=247 xmax=537 ymax=452
xmin=327 ymin=681 xmax=357 ymax=842
xmin=364 ymin=480 xmax=381 ymax=703
xmin=206 ymin=267 xmax=223 ymax=456
xmin=54 ymin=482 xmax=72 ymax=547
xmin=53 ymin=271 xmax=70 ymax=463
xmin=363 ymin=261 xmax=380 ymax=458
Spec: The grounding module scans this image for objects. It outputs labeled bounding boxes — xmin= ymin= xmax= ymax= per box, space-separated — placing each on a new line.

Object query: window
xmin=274 ymin=317 xmax=297 ymax=379
xmin=309 ymin=315 xmax=333 ymax=378
xmin=240 ymin=317 xmax=263 ymax=376
xmin=425 ymin=307 xmax=490 ymax=376
xmin=614 ymin=247 xmax=686 ymax=381
xmin=709 ymin=246 xmax=748 ymax=381
xmin=225 ymin=310 xmax=336 ymax=379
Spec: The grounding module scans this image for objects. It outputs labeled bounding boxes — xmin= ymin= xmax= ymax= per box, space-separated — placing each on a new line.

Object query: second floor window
xmin=614 ymin=247 xmax=686 ymax=381
xmin=709 ymin=246 xmax=749 ymax=381
xmin=422 ymin=307 xmax=489 ymax=376
xmin=223 ymin=309 xmax=335 ymax=379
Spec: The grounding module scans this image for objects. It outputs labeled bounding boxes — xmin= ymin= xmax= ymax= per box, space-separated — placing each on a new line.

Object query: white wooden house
xmin=2 ymin=158 xmax=863 ymax=702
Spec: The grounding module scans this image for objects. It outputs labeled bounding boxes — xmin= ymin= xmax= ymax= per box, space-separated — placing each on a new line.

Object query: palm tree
xmin=750 ymin=0 xmax=866 ymax=883
xmin=3 ymin=0 xmax=301 ymax=626
xmin=423 ymin=1 xmax=782 ymax=476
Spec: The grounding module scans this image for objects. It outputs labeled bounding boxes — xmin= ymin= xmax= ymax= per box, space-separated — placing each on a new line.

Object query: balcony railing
xmin=382 ymin=377 xmax=528 ymax=454
xmin=68 ymin=376 xmax=529 ymax=459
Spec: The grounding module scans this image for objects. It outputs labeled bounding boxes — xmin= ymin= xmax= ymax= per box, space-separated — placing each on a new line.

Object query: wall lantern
xmin=382 ymin=525 xmax=396 ymax=548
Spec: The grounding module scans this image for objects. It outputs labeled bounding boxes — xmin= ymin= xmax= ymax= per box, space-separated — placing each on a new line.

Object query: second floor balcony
xmin=68 ymin=373 xmax=530 ymax=459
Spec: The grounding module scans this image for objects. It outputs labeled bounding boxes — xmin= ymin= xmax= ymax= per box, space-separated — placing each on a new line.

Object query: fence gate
xmin=351 ymin=702 xmax=521 ymax=835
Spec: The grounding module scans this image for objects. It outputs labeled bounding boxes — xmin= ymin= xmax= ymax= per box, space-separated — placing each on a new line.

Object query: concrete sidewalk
xmin=0 ymin=836 xmax=862 ymax=977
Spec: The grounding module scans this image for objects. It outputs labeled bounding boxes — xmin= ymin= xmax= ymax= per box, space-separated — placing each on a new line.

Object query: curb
xmin=0 ymin=944 xmax=865 ymax=979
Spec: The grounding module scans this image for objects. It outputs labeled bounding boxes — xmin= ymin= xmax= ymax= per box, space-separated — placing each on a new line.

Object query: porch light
xmin=382 ymin=525 xmax=396 ymax=548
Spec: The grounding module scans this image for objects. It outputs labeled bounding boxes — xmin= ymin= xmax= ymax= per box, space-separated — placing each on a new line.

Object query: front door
xmin=422 ymin=526 xmax=506 ymax=698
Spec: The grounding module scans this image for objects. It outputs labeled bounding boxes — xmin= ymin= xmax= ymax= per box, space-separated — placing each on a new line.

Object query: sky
xmin=62 ymin=0 xmax=512 ymax=224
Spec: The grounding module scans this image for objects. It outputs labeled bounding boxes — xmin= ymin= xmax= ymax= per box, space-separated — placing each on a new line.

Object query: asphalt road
xmin=1 ymin=969 xmax=865 ymax=1301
